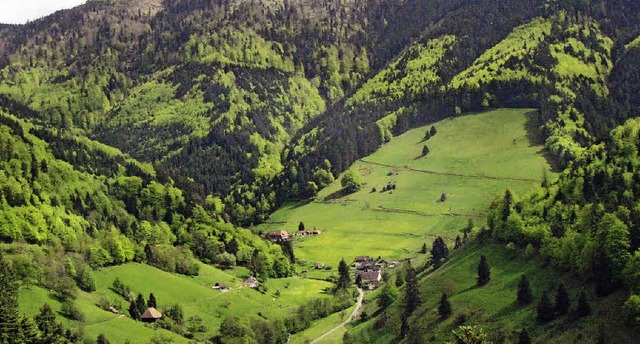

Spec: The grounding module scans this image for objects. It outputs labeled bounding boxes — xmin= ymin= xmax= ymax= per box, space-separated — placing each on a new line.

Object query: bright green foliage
xmin=341 ymin=169 xmax=364 ymax=193
xmin=378 ymin=281 xmax=399 ymax=309
xmin=624 ymin=294 xmax=640 ymax=327
xmin=448 ymin=326 xmax=492 ymax=344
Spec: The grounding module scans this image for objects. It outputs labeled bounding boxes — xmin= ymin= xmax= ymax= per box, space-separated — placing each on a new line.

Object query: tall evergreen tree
xmin=476 ymin=255 xmax=490 ymax=286
xmin=536 ymin=293 xmax=554 ymax=323
xmin=18 ymin=316 xmax=40 ymax=344
xmin=421 ymin=243 xmax=427 ymax=254
xmin=336 ymin=259 xmax=351 ymax=291
xmin=404 ymin=263 xmax=421 ymax=315
xmin=0 ymin=253 xmax=20 ymax=342
xmin=430 ymin=126 xmax=437 ymax=136
xmin=454 ymin=235 xmax=462 ymax=249
xmin=422 ymin=145 xmax=430 ymax=156
xmin=576 ymin=290 xmax=591 ymax=317
xmin=517 ymin=274 xmax=533 ymax=305
xmin=128 ymin=301 xmax=140 ymax=320
xmin=147 ymin=293 xmax=157 ymax=308
xmin=298 ymin=222 xmax=305 ymax=231
xmin=438 ymin=292 xmax=452 ymax=319
xmin=430 ymin=236 xmax=448 ymax=268
xmin=135 ymin=293 xmax=146 ymax=315
xmin=97 ymin=333 xmax=111 ymax=344
xmin=501 ymin=189 xmax=513 ymax=222
xmin=280 ymin=240 xmax=296 ymax=263
xmin=35 ymin=304 xmax=66 ymax=344
xmin=517 ymin=328 xmax=531 ymax=344
xmin=555 ymin=282 xmax=570 ymax=315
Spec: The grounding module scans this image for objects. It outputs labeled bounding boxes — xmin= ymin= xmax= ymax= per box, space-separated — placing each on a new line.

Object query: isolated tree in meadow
xmin=517 ymin=329 xmax=531 ymax=344
xmin=430 ymin=126 xmax=437 ymax=136
xmin=337 ymin=259 xmax=351 ymax=290
xmin=576 ymin=290 xmax=591 ymax=317
xmin=97 ymin=333 xmax=111 ymax=344
xmin=438 ymin=292 xmax=452 ymax=319
xmin=454 ymin=235 xmax=462 ymax=249
xmin=79 ymin=268 xmax=97 ymax=292
xmin=517 ymin=274 xmax=533 ymax=305
xmin=147 ymin=293 xmax=157 ymax=308
xmin=422 ymin=145 xmax=430 ymax=156
xmin=421 ymin=243 xmax=428 ymax=254
xmin=431 ymin=237 xmax=449 ymax=268
xmin=298 ymin=221 xmax=305 ymax=231
xmin=341 ymin=169 xmax=364 ymax=193
xmin=424 ymin=130 xmax=431 ymax=141
xmin=536 ymin=293 xmax=554 ymax=323
xmin=555 ymin=282 xmax=570 ymax=315
xmin=476 ymin=255 xmax=490 ymax=286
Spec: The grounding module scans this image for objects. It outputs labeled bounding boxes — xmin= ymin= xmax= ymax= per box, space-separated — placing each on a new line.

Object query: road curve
xmin=311 ymin=288 xmax=364 ymax=344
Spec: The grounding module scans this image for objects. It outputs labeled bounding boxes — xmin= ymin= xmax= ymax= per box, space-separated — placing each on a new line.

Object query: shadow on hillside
xmin=523 ymin=110 xmax=563 ymax=173
xmin=323 ymin=188 xmax=352 ymax=202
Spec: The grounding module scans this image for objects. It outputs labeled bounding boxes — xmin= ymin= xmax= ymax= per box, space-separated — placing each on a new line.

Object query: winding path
xmin=311 ymin=288 xmax=364 ymax=344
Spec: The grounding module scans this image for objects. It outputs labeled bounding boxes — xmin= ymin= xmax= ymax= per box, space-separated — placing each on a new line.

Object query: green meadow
xmin=256 ymin=109 xmax=554 ymax=268
xmin=19 ymin=262 xmax=333 ymax=343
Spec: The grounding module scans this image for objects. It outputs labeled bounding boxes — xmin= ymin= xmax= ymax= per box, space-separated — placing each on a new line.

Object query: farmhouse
xmin=244 ymin=276 xmax=259 ymax=289
xmin=379 ymin=258 xmax=397 ymax=268
xmin=267 ymin=230 xmax=290 ymax=242
xmin=212 ymin=282 xmax=229 ymax=290
xmin=356 ymin=270 xmax=383 ymax=290
xmin=295 ymin=229 xmax=322 ymax=236
xmin=141 ymin=307 xmax=162 ymax=323
xmin=354 ymin=256 xmax=380 ymax=270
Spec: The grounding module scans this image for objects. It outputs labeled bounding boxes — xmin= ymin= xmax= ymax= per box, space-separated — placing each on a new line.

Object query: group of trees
xmin=487 ymin=118 xmax=640 ymax=322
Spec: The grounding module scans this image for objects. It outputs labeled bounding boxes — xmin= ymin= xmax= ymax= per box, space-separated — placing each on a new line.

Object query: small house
xmin=141 ymin=307 xmax=162 ymax=323
xmin=244 ymin=276 xmax=259 ymax=289
xmin=380 ymin=258 xmax=397 ymax=269
xmin=295 ymin=230 xmax=322 ymax=236
xmin=213 ymin=282 xmax=229 ymax=290
xmin=353 ymin=256 xmax=374 ymax=270
xmin=356 ymin=270 xmax=383 ymax=290
xmin=267 ymin=230 xmax=290 ymax=242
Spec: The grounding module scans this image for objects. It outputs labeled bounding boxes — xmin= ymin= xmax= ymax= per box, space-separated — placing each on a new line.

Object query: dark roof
xmin=141 ymin=307 xmax=162 ymax=319
xmin=354 ymin=256 xmax=373 ymax=262
xmin=357 ymin=270 xmax=382 ymax=284
xmin=215 ymin=282 xmax=228 ymax=288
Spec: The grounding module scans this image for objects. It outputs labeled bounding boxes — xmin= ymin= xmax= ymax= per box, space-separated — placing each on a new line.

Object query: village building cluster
xmin=266 ymin=229 xmax=321 ymax=242
xmin=353 ymin=256 xmax=396 ymax=290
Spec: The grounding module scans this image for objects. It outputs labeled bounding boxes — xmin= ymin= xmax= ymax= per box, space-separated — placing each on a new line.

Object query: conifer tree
xmin=404 ymin=263 xmax=421 ymax=315
xmin=129 ymin=301 xmax=140 ymax=320
xmin=18 ymin=316 xmax=40 ymax=344
xmin=298 ymin=221 xmax=305 ymax=231
xmin=35 ymin=304 xmax=66 ymax=343
xmin=337 ymin=259 xmax=351 ymax=290
xmin=501 ymin=189 xmax=513 ymax=222
xmin=517 ymin=274 xmax=533 ymax=305
xmin=576 ymin=290 xmax=591 ymax=317
xmin=536 ymin=293 xmax=554 ymax=323
xmin=555 ymin=282 xmax=570 ymax=315
xmin=147 ymin=293 xmax=157 ymax=308
xmin=421 ymin=243 xmax=427 ymax=254
xmin=0 ymin=253 xmax=20 ymax=342
xmin=135 ymin=293 xmax=146 ymax=314
xmin=438 ymin=292 xmax=452 ymax=319
xmin=431 ymin=236 xmax=449 ymax=268
xmin=476 ymin=255 xmax=490 ymax=286
xmin=454 ymin=235 xmax=462 ymax=249
xmin=517 ymin=328 xmax=531 ymax=344
xmin=97 ymin=333 xmax=111 ymax=344
xmin=422 ymin=145 xmax=430 ymax=156
xmin=430 ymin=126 xmax=437 ymax=136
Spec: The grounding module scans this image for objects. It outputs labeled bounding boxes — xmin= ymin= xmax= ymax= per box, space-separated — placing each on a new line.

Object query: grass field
xmin=288 ymin=305 xmax=355 ymax=344
xmin=256 ymin=109 xmax=554 ymax=269
xmin=20 ymin=262 xmax=333 ymax=343
xmin=346 ymin=241 xmax=640 ymax=343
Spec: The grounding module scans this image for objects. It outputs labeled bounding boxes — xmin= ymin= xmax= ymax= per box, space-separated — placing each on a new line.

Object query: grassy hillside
xmin=345 ymin=241 xmax=639 ymax=343
xmin=256 ymin=108 xmax=554 ymax=269
xmin=19 ymin=262 xmax=333 ymax=343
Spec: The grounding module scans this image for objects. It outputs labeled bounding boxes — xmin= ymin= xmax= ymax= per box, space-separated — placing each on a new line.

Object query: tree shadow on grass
xmin=322 ymin=188 xmax=352 ymax=202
